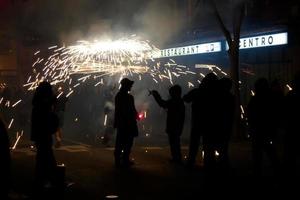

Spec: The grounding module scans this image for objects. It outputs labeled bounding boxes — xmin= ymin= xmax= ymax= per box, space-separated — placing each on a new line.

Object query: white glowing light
xmin=286 ymin=84 xmax=293 ymax=91
xmin=8 ymin=118 xmax=14 ymax=129
xmin=215 ymin=151 xmax=219 ymax=157
xmin=12 ymin=100 xmax=22 ymax=107
xmin=12 ymin=131 xmax=23 ymax=150
xmin=104 ymin=114 xmax=108 ymax=126
xmin=240 ymin=105 xmax=245 ymax=114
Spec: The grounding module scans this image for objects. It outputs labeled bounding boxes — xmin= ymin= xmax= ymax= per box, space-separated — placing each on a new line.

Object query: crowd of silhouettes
xmin=247 ymin=74 xmax=300 ymax=178
xmin=183 ymin=73 xmax=235 ymax=172
xmin=1 ymin=72 xmax=300 ymax=198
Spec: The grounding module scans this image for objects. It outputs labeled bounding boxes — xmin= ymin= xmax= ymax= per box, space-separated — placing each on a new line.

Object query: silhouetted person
xmin=247 ymin=78 xmax=278 ymax=176
xmin=183 ymin=73 xmax=218 ymax=169
xmin=150 ymin=85 xmax=185 ymax=164
xmin=200 ymin=73 xmax=220 ymax=172
xmin=114 ymin=78 xmax=138 ymax=167
xmin=283 ymin=73 xmax=300 ymax=177
xmin=31 ymin=81 xmax=59 ymax=189
xmin=216 ymin=77 xmax=235 ymax=170
xmin=0 ymin=116 xmax=10 ymax=199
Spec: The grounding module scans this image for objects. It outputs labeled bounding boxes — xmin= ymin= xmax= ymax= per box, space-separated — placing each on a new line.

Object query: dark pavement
xmin=8 ymin=138 xmax=300 ymax=199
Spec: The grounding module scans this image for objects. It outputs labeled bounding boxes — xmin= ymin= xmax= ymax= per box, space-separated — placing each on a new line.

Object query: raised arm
xmin=151 ymin=90 xmax=168 ymax=108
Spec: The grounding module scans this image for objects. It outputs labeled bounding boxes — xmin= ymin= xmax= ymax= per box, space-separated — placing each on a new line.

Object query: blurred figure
xmin=54 ymin=86 xmax=68 ymax=148
xmin=0 ymin=116 xmax=10 ymax=199
xmin=150 ymin=85 xmax=185 ymax=164
xmin=102 ymin=101 xmax=115 ymax=147
xmin=216 ymin=77 xmax=235 ymax=170
xmin=101 ymin=85 xmax=116 ymax=147
xmin=247 ymin=78 xmax=279 ymax=176
xmin=283 ymin=73 xmax=300 ymax=177
xmin=114 ymin=78 xmax=138 ymax=168
xmin=31 ymin=81 xmax=59 ymax=188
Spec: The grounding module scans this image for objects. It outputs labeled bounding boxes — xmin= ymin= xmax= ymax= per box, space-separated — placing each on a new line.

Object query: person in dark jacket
xmin=114 ymin=78 xmax=138 ymax=167
xmin=247 ymin=78 xmax=278 ymax=176
xmin=183 ymin=73 xmax=219 ymax=169
xmin=150 ymin=85 xmax=185 ymax=164
xmin=31 ymin=81 xmax=59 ymax=188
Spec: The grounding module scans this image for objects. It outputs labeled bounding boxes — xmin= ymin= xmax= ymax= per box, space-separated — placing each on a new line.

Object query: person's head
xmin=120 ymin=78 xmax=134 ymax=92
xmin=201 ymin=73 xmax=218 ymax=88
xmin=254 ymin=78 xmax=269 ymax=95
xmin=270 ymin=79 xmax=283 ymax=94
xmin=169 ymin=84 xmax=182 ymax=99
xmin=32 ymin=81 xmax=54 ymax=107
xmin=36 ymin=81 xmax=53 ymax=97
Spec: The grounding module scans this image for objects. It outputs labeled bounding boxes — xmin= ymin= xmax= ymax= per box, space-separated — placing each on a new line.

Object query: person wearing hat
xmin=114 ymin=78 xmax=138 ymax=167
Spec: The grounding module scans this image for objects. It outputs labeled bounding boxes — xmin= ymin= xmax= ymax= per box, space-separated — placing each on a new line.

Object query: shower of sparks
xmin=25 ymin=36 xmax=185 ymax=91
xmin=24 ymin=36 xmax=226 ymax=94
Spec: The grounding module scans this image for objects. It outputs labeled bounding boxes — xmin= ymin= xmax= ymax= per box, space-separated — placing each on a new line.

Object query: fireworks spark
xmin=24 ymin=36 xmax=208 ymax=92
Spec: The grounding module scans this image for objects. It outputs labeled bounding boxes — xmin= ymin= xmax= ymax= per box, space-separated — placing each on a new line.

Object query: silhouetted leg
xmin=187 ymin=131 xmax=201 ymax=166
xmin=252 ymin=138 xmax=263 ymax=176
xmin=218 ymin=140 xmax=230 ymax=170
xmin=264 ymin=140 xmax=279 ymax=175
xmin=203 ymin=141 xmax=216 ymax=172
xmin=35 ymin=143 xmax=56 ymax=191
xmin=123 ymin=136 xmax=134 ymax=166
xmin=283 ymin=135 xmax=297 ymax=177
xmin=168 ymin=133 xmax=182 ymax=162
xmin=114 ymin=130 xmax=123 ymax=167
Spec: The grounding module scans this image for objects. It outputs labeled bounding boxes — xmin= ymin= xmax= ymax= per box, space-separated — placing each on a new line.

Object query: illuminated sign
xmin=227 ymin=32 xmax=288 ymax=50
xmin=153 ymin=32 xmax=288 ymax=58
xmin=155 ymin=42 xmax=221 ymax=58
